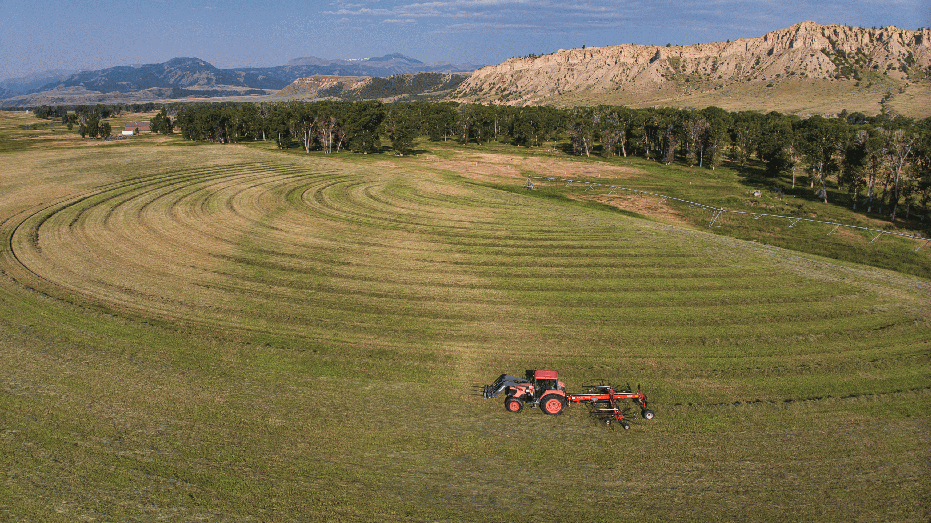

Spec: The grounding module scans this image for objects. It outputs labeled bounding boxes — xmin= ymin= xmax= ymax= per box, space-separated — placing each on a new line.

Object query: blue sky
xmin=1 ymin=0 xmax=928 ymax=80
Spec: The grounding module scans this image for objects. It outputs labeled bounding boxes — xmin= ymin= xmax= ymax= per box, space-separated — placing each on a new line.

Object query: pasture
xmin=1 ymin=111 xmax=929 ymax=522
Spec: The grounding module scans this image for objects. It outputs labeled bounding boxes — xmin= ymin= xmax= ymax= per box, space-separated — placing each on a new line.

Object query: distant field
xmin=1 ymin=112 xmax=929 ymax=521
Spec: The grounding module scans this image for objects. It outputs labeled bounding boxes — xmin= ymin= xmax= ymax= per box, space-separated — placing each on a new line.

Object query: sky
xmin=1 ymin=0 xmax=928 ymax=81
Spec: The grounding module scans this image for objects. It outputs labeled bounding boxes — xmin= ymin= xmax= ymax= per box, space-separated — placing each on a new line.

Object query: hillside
xmin=455 ymin=21 xmax=931 ymax=117
xmin=277 ymin=72 xmax=469 ymax=102
xmin=0 ymin=55 xmax=482 ymax=107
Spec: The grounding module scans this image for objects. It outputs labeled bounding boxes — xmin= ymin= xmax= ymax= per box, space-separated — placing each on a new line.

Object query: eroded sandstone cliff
xmin=454 ymin=22 xmax=931 ymax=110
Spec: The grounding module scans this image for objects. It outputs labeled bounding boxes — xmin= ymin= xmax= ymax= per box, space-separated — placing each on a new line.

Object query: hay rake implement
xmin=478 ymin=370 xmax=654 ymax=430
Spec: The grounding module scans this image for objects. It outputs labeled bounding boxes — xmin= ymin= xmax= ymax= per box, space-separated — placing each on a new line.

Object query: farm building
xmin=122 ymin=121 xmax=151 ymax=136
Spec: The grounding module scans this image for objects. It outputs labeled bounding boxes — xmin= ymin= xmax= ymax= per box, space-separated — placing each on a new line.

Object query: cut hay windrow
xmin=3 ymin=156 xmax=925 ymax=370
xmin=1 ymin=131 xmax=929 ymax=521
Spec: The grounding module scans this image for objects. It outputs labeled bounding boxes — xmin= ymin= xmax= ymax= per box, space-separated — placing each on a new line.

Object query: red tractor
xmin=482 ymin=370 xmax=654 ymax=429
xmin=483 ymin=370 xmax=569 ymax=415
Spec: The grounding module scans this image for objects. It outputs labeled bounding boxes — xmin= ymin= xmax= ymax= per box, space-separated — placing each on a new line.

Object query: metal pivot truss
xmin=524 ymin=176 xmax=930 ymax=252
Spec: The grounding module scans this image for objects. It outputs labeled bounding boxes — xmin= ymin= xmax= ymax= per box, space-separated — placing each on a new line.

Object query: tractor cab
xmin=526 ymin=370 xmax=564 ymax=399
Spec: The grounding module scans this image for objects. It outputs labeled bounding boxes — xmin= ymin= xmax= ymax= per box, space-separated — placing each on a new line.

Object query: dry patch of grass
xmin=577 ymin=193 xmax=692 ymax=226
xmin=417 ymin=149 xmax=648 ymax=186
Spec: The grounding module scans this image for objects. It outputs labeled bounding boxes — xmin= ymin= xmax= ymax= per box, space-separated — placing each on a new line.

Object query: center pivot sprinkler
xmin=480 ymin=370 xmax=654 ymax=430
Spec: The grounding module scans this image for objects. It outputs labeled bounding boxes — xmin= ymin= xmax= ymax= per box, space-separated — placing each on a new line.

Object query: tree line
xmin=32 ymin=103 xmax=165 ymax=139
xmin=31 ymin=100 xmax=931 ymax=224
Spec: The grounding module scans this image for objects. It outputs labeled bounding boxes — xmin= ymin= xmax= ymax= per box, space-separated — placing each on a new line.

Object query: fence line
xmin=524 ymin=176 xmax=930 ymax=252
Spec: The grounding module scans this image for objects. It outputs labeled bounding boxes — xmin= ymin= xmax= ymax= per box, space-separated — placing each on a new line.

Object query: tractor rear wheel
xmin=505 ymin=396 xmax=523 ymax=413
xmin=540 ymin=394 xmax=566 ymax=415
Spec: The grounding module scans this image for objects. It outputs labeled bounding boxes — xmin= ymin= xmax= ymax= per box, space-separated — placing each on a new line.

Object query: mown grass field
xmin=1 ymin=111 xmax=929 ymax=522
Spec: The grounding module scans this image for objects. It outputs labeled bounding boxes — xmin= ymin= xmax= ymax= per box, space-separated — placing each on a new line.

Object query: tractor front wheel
xmin=540 ymin=394 xmax=566 ymax=415
xmin=505 ymin=396 xmax=523 ymax=413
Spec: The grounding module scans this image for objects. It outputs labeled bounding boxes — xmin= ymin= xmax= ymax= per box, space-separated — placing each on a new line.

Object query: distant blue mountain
xmin=29 ymin=55 xmax=481 ymax=95
xmin=0 ymin=69 xmax=79 ymax=96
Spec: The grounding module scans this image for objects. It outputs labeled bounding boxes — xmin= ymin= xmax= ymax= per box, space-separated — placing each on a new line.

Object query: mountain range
xmin=2 ymin=22 xmax=930 ymax=118
xmin=0 ymin=54 xmax=481 ymax=105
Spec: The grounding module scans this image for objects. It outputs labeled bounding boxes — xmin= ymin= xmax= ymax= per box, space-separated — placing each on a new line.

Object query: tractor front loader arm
xmin=482 ymin=374 xmax=528 ymax=399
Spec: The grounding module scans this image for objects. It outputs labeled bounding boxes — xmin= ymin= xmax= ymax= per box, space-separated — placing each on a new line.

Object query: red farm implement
xmin=481 ymin=370 xmax=654 ymax=430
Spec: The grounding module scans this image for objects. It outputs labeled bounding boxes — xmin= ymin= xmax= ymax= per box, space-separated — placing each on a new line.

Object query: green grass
xmin=508 ymin=148 xmax=931 ymax=279
xmin=1 ymin=112 xmax=929 ymax=521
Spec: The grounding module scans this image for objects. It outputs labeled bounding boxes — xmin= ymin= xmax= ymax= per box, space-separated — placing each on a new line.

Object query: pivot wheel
xmin=504 ymin=396 xmax=523 ymax=413
xmin=642 ymin=409 xmax=655 ymax=420
xmin=539 ymin=394 xmax=566 ymax=415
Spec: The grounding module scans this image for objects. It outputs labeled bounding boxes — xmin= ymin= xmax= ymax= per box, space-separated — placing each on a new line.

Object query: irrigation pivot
xmin=525 ymin=176 xmax=930 ymax=250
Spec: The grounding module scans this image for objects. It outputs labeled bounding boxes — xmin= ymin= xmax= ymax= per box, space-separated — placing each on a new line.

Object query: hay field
xmin=1 ymin=112 xmax=929 ymax=521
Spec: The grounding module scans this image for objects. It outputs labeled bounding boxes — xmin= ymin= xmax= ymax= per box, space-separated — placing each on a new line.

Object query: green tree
xmin=567 ymin=107 xmax=595 ymax=157
xmin=759 ymin=112 xmax=797 ymax=179
xmin=268 ymin=104 xmax=294 ymax=149
xmin=62 ymin=113 xmax=77 ymax=130
xmin=342 ymin=101 xmax=385 ymax=153
xmin=150 ymin=108 xmax=173 ymax=135
xmin=85 ymin=116 xmax=100 ymax=139
xmin=884 ymin=126 xmax=917 ymax=221
xmin=700 ymin=106 xmax=731 ymax=170
xmin=730 ymin=111 xmax=764 ymax=164
xmin=456 ymin=104 xmax=475 ymax=144
xmin=424 ymin=103 xmax=458 ymax=142
xmin=383 ymin=104 xmax=419 ymax=155
xmin=796 ymin=115 xmax=848 ymax=204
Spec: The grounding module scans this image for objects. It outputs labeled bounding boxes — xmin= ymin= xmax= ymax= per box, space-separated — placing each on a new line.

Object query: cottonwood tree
xmin=684 ymin=113 xmax=710 ymax=167
xmin=884 ymin=127 xmax=917 ymax=221
xmin=315 ymin=113 xmax=342 ymax=153
xmin=842 ymin=128 xmax=884 ymax=211
xmin=292 ymin=103 xmax=316 ymax=153
xmin=595 ymin=106 xmax=633 ymax=158
xmin=84 ymin=116 xmax=99 ymax=138
xmin=456 ymin=104 xmax=475 ymax=144
xmin=696 ymin=107 xmax=730 ymax=170
xmin=730 ymin=111 xmax=763 ymax=165
xmin=423 ymin=103 xmax=458 ymax=142
xmin=342 ymin=101 xmax=384 ymax=153
xmin=759 ymin=112 xmax=798 ymax=182
xmin=913 ymin=119 xmax=931 ymax=222
xmin=61 ymin=113 xmax=77 ymax=130
xmin=796 ymin=116 xmax=847 ymax=203
xmin=383 ymin=104 xmax=419 ymax=155
xmin=150 ymin=108 xmax=173 ymax=134
xmin=267 ymin=104 xmax=294 ymax=149
xmin=567 ymin=107 xmax=595 ymax=157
